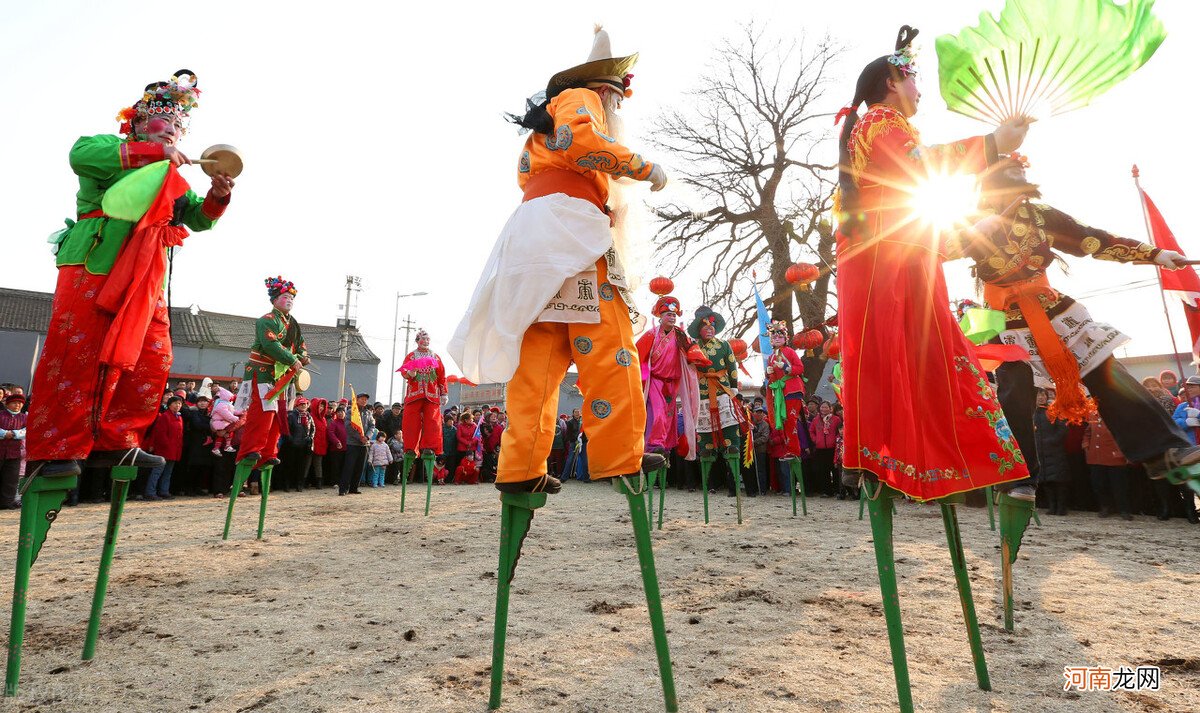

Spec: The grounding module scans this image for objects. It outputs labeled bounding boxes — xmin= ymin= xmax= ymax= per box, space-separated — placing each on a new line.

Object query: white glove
xmin=1154 ymin=249 xmax=1188 ymax=269
xmin=647 ymin=164 xmax=668 ymax=192
xmin=1186 ymin=407 xmax=1200 ymax=428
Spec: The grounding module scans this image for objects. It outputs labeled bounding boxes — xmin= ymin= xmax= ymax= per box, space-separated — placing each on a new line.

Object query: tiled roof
xmin=0 ymin=287 xmax=378 ymax=363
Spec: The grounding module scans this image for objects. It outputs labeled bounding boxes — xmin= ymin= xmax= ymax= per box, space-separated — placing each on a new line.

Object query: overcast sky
xmin=3 ymin=0 xmax=1197 ymax=395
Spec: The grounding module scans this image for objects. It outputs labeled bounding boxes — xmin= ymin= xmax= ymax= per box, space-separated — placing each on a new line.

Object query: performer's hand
xmin=209 ymin=172 xmax=235 ymax=198
xmin=163 ymin=146 xmax=191 ymax=167
xmin=300 ymin=356 xmax=311 ymax=366
xmin=1154 ymin=249 xmax=1188 ymax=270
xmin=993 ymin=116 xmax=1032 ymax=154
xmin=648 ymin=164 xmax=669 ymax=192
xmin=972 ymin=214 xmax=1004 ymax=235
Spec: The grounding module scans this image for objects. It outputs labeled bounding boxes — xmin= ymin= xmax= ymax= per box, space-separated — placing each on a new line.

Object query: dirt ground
xmin=0 ymin=480 xmax=1196 ymax=713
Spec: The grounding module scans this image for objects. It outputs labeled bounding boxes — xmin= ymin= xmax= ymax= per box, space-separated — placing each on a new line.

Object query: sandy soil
xmin=0 ymin=480 xmax=1196 ymax=713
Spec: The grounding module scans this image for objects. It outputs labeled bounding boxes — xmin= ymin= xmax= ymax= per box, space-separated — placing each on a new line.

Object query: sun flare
xmin=908 ymin=173 xmax=980 ymax=234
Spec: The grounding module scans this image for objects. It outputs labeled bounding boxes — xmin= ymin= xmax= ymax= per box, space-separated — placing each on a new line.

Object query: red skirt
xmin=837 ymin=234 xmax=1028 ymax=500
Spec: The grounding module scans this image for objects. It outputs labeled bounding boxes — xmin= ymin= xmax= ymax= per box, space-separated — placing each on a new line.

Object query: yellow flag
xmin=347 ymin=383 xmax=364 ymax=438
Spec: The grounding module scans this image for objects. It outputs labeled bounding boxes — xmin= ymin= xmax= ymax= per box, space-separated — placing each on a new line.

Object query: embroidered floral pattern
xmin=575 ymin=151 xmax=648 ymax=179
xmin=518 ymin=150 xmax=531 ymax=174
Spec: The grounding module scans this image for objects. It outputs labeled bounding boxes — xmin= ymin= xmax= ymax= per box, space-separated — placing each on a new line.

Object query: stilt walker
xmin=397 ymin=329 xmax=447 ymax=515
xmin=688 ymin=307 xmax=747 ymax=525
xmin=7 ymin=70 xmax=234 ymax=696
xmin=834 ymin=27 xmax=1033 ymax=711
xmin=635 ymin=279 xmax=698 ymax=529
xmin=224 ymin=277 xmax=308 ymax=540
xmin=952 ymin=152 xmax=1200 ymax=630
xmin=764 ymin=320 xmax=806 ymax=512
xmin=448 ymin=26 xmax=676 ymax=710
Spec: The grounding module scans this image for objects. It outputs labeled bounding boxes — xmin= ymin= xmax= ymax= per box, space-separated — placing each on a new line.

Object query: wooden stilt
xmin=725 ymin=453 xmax=744 ymax=525
xmin=488 ymin=492 xmax=546 ymax=710
xmin=223 ymin=460 xmax=254 ymax=540
xmin=422 ymin=452 xmax=435 ymax=516
xmin=256 ymin=466 xmax=273 ymax=540
xmin=699 ymin=456 xmax=714 ymax=524
xmin=940 ymin=497 xmax=991 ymax=690
xmin=997 ymin=491 xmax=1034 ymax=632
xmin=400 ymin=451 xmax=415 ymax=513
xmin=984 ymin=485 xmax=996 ymax=531
xmin=864 ymin=480 xmax=914 ymax=713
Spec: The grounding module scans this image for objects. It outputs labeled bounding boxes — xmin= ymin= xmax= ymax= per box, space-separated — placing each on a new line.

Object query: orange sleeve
xmin=547 ymin=88 xmax=655 ymax=181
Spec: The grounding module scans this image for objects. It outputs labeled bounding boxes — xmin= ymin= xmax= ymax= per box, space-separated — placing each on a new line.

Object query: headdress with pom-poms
xmin=765 ymin=319 xmax=790 ymax=338
xmin=415 ymin=328 xmax=430 ymax=343
xmin=265 ymin=276 xmax=297 ymax=300
xmin=887 ymin=26 xmax=919 ymax=77
xmin=116 ymin=69 xmax=201 ymax=136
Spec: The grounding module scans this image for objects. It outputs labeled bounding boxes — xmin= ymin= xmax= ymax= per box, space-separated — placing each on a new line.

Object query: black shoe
xmin=1121 ymin=513 xmax=1134 ymax=521
xmin=1098 ymin=508 xmax=1111 ymax=519
xmin=263 ymin=458 xmax=281 ymax=467
xmin=238 ymin=452 xmax=262 ymax=465
xmin=144 ymin=495 xmax=160 ymax=502
xmin=642 ymin=453 xmax=667 ymax=473
xmin=348 ymin=490 xmax=361 ymax=495
xmin=159 ymin=494 xmax=174 ymax=500
xmin=24 ymin=459 xmax=83 ymax=479
xmin=495 ymin=474 xmax=562 ymax=495
xmin=337 ymin=491 xmax=345 ymax=496
xmin=1147 ymin=445 xmax=1200 ymax=480
xmin=86 ymin=448 xmax=164 ymax=468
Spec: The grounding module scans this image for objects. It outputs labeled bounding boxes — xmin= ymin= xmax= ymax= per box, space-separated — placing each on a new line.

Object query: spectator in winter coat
xmin=432 ymin=456 xmax=449 ymax=485
xmin=210 ymin=387 xmax=242 ymax=455
xmin=750 ymin=406 xmax=769 ymax=496
xmin=1032 ymin=389 xmax=1071 ymax=515
xmin=1084 ymin=412 xmax=1131 ymax=520
xmin=1171 ymin=375 xmax=1200 ymax=446
xmin=310 ymin=398 xmax=329 ymax=488
xmin=181 ymin=395 xmax=214 ymax=496
xmin=326 ymin=407 xmax=348 ymax=490
xmin=441 ymin=413 xmax=459 ymax=481
xmin=387 ymin=432 xmax=405 ymax=484
xmin=377 ymin=403 xmax=404 ymax=440
xmin=455 ymin=452 xmax=480 ymax=485
xmin=368 ymin=433 xmax=393 ymax=487
xmin=284 ymin=398 xmax=315 ymax=492
xmin=145 ymin=397 xmax=184 ymax=500
xmin=808 ymin=401 xmax=841 ymax=496
xmin=1160 ymin=370 xmax=1181 ymax=397
xmin=0 ymin=393 xmax=28 ymax=509
xmin=456 ymin=412 xmax=480 ymax=462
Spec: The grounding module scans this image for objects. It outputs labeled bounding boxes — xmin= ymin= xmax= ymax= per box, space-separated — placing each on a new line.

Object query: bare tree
xmin=651 ymin=25 xmax=840 ymax=388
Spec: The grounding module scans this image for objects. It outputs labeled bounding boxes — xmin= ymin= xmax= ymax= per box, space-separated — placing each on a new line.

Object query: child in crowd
xmin=368 ymin=433 xmax=392 ymax=487
xmin=456 ymin=411 xmax=480 ymax=464
xmin=433 ymin=456 xmax=449 ymax=485
xmin=455 ymin=451 xmax=480 ymax=485
xmin=387 ymin=429 xmax=405 ymax=484
xmin=210 ymin=387 xmax=242 ymax=455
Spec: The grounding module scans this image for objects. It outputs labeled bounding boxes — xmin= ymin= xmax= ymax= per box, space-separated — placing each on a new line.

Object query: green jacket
xmin=244 ymin=308 xmax=308 ymax=387
xmin=55 ymin=134 xmax=221 ymax=275
xmin=695 ymin=338 xmax=737 ymax=398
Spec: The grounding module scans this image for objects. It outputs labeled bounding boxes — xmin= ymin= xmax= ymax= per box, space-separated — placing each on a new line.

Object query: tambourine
xmin=295 ymin=368 xmax=312 ymax=392
xmin=194 ymin=144 xmax=243 ymax=178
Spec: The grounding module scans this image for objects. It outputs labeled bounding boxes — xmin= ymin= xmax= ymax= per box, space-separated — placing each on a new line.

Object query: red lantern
xmin=649 ymin=276 xmax=674 ymax=295
xmin=446 ymin=375 xmax=459 ymax=384
xmin=785 ymin=263 xmax=820 ymax=286
xmin=728 ymin=338 xmax=747 ymax=360
xmin=823 ymin=334 xmax=840 ymax=360
xmin=793 ymin=329 xmax=823 ymax=351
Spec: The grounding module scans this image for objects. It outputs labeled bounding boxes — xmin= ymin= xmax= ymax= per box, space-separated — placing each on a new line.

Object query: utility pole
xmin=388 ymin=292 xmax=428 ymax=403
xmin=337 ymin=275 xmax=361 ymax=398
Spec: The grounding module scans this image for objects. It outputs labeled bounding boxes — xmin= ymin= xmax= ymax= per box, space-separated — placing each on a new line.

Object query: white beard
xmin=598 ymin=90 xmax=647 ymax=293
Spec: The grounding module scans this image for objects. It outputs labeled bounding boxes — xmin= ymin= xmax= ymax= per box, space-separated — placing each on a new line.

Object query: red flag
xmin=1141 ymin=189 xmax=1200 ymax=359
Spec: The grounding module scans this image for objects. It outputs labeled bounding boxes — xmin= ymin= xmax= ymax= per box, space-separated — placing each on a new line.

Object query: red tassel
xmin=834 ymin=105 xmax=855 ymax=125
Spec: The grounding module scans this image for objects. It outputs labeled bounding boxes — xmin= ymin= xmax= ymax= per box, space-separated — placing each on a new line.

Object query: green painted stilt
xmin=645 ymin=467 xmax=657 ymax=529
xmin=699 ymin=455 xmax=714 ymax=524
xmin=657 ymin=464 xmax=667 ymax=530
xmin=5 ymin=471 xmax=76 ymax=697
xmin=939 ymin=495 xmax=991 ymax=691
xmin=614 ymin=476 xmax=678 ymax=711
xmin=223 ymin=459 xmax=255 ymax=540
xmin=400 ymin=451 xmax=415 ymax=512
xmin=984 ymin=485 xmax=996 ymax=531
xmin=789 ymin=458 xmax=807 ymax=517
xmin=725 ymin=453 xmax=744 ymax=525
xmin=1165 ymin=462 xmax=1200 ymax=496
xmin=422 ymin=451 xmax=435 ymax=516
xmin=997 ymin=491 xmax=1034 ymax=632
xmin=863 ymin=480 xmax=913 ymax=713
xmin=1031 ymin=508 xmax=1042 ymax=527
xmin=488 ymin=481 xmax=678 ymax=712
xmin=82 ymin=466 xmax=136 ymax=661
xmin=488 ymin=492 xmax=545 ymax=711
xmin=256 ymin=466 xmax=273 ymax=540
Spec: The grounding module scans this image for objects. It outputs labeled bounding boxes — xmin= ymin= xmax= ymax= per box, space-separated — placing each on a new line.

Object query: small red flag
xmin=1142 ymin=189 xmax=1200 ymax=360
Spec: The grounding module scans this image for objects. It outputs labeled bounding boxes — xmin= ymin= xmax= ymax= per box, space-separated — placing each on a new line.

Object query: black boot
xmin=86 ymin=448 xmax=164 ymax=468
xmin=495 ymin=474 xmax=562 ymax=494
xmin=24 ymin=459 xmax=82 ymax=478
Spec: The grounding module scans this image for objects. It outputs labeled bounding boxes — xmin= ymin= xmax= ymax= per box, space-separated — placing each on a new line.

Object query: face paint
xmin=273 ymin=293 xmax=295 ymax=312
xmin=661 ymin=312 xmax=677 ymax=328
xmin=770 ymin=333 xmax=786 ymax=348
xmin=700 ymin=324 xmax=715 ymax=340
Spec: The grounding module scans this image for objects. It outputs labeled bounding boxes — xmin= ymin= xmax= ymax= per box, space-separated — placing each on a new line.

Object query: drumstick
xmin=192 ymin=159 xmax=219 ymax=164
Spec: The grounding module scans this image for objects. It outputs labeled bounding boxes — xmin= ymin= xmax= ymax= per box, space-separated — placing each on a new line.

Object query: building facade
xmin=0 ymin=287 xmax=379 ymax=398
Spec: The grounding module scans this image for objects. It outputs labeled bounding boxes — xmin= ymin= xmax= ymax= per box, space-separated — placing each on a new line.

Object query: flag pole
xmin=1132 ymin=164 xmax=1188 ymax=380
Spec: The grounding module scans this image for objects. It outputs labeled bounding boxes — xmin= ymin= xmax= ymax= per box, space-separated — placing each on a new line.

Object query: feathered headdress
xmin=265 ymin=276 xmax=297 ymax=300
xmin=765 ymin=320 xmax=790 ymax=338
xmin=116 ymin=70 xmax=201 ymax=136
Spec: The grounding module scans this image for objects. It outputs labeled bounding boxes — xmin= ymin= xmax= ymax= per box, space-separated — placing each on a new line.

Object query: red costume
xmin=27 ymin=72 xmax=228 ymax=467
xmin=837 ymin=103 xmax=1028 ymax=500
xmin=399 ymin=330 xmax=447 ymax=454
xmin=455 ymin=457 xmax=480 ymax=485
xmin=763 ymin=321 xmax=805 ymax=458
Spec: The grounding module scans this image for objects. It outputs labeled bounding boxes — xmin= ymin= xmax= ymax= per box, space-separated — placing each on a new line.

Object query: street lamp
xmin=390 ymin=291 xmax=429 ymax=403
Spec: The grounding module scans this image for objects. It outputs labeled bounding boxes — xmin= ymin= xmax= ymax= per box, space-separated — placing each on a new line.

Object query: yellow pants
xmin=498 ymin=258 xmax=646 ymax=483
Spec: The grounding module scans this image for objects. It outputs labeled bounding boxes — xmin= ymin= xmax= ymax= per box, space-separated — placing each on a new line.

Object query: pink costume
xmin=635 ymin=293 xmax=698 ymax=457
